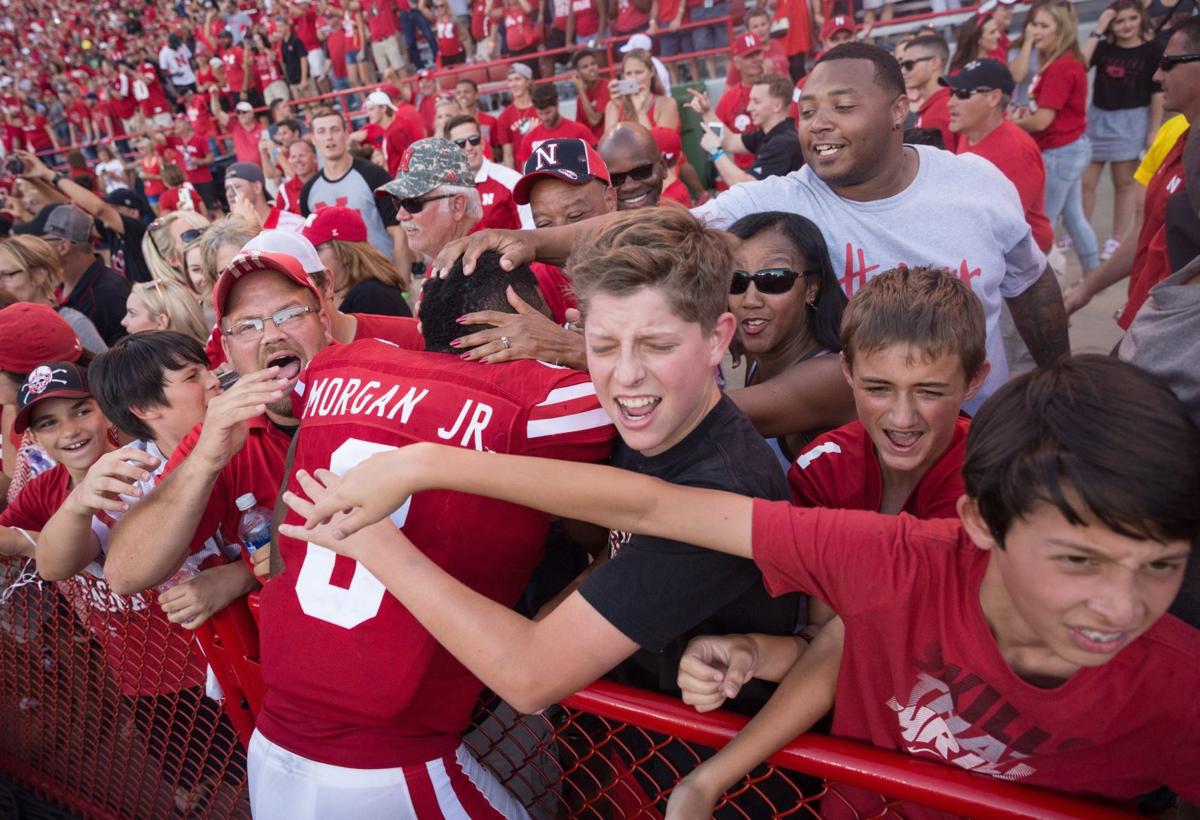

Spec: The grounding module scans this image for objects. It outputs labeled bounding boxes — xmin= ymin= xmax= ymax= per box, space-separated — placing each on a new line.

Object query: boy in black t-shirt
xmin=281 ymin=207 xmax=800 ymax=711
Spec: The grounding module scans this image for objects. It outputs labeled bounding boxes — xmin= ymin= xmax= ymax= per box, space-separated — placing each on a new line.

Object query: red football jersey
xmin=257 ymin=340 xmax=614 ymax=768
xmin=0 ymin=464 xmax=207 ymax=697
xmin=788 ymin=416 xmax=969 ymax=519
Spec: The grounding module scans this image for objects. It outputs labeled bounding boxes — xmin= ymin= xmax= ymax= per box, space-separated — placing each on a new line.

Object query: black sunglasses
xmin=1159 ymin=52 xmax=1200 ymax=72
xmin=609 ymin=163 xmax=657 ymax=187
xmin=948 ymin=86 xmax=994 ymax=100
xmin=397 ymin=192 xmax=458 ymax=213
xmin=180 ymin=228 xmax=206 ymax=243
xmin=730 ymin=268 xmax=811 ymax=295
xmin=898 ymin=55 xmax=935 ymax=72
xmin=453 ymin=135 xmax=482 ymax=148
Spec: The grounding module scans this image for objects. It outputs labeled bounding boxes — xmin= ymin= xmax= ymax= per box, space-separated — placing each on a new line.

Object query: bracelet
xmin=1089 ymin=29 xmax=1103 ymax=38
xmin=709 ymin=149 xmax=726 ymax=162
xmin=51 ymin=173 xmax=66 ymax=186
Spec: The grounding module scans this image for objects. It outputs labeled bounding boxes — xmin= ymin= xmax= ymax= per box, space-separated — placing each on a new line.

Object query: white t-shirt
xmin=158 ymin=44 xmax=196 ymax=87
xmin=692 ymin=145 xmax=1046 ymax=409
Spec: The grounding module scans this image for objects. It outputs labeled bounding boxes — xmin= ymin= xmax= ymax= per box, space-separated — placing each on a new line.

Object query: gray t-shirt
xmin=1119 ymin=256 xmax=1200 ymax=428
xmin=301 ymin=158 xmax=399 ymax=262
xmin=692 ymin=145 xmax=1046 ymax=410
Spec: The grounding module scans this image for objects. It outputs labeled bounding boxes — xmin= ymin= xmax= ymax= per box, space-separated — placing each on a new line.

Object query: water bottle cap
xmin=236 ymin=493 xmax=258 ymax=512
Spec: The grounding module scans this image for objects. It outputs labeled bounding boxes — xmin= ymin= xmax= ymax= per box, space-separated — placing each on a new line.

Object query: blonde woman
xmin=142 ymin=210 xmax=212 ymax=290
xmin=604 ymin=49 xmax=680 ymax=134
xmin=182 ymin=231 xmax=216 ymax=328
xmin=0 ymin=235 xmax=107 ymax=353
xmin=301 ymin=206 xmax=412 ymax=316
xmin=1013 ymin=1 xmax=1099 ymax=275
xmin=121 ymin=279 xmax=210 ymax=343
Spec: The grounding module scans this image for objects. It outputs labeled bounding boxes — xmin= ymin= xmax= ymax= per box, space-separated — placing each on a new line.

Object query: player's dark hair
xmin=275 ymin=117 xmax=301 ymax=133
xmin=906 ymin=33 xmax=951 ymax=65
xmin=531 ymin=83 xmax=560 ymax=108
xmin=816 ymin=43 xmax=906 ymax=99
xmin=963 ymin=355 xmax=1200 ymax=548
xmin=571 ymin=49 xmax=598 ymax=69
xmin=455 ymin=78 xmax=479 ymax=91
xmin=1169 ymin=14 xmax=1200 ymax=50
xmin=89 ymin=331 xmax=209 ymax=442
xmin=727 ymin=212 xmax=845 ymax=354
xmin=752 ymin=74 xmax=795 ymax=105
xmin=444 ymin=114 xmax=480 ymax=138
xmin=418 ymin=252 xmax=550 ymax=354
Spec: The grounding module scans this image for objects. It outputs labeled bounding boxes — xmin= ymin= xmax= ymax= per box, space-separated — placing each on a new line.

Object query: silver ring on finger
xmin=500 ymin=336 xmax=511 ymax=349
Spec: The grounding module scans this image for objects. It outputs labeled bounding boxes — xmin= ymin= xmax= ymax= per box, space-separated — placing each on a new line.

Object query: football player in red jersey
xmin=248 ymin=252 xmax=613 ymax=819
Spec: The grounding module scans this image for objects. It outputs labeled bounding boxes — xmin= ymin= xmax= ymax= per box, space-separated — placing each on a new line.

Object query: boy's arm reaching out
xmin=280 ymin=470 xmax=638 ymax=714
xmin=297 ymin=442 xmax=756 ymax=559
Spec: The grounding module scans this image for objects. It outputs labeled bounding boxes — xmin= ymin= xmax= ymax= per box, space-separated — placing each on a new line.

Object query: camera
xmin=4 ymin=155 xmax=23 ymax=176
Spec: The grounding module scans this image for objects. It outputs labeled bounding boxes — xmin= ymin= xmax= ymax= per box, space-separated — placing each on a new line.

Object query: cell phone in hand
xmin=616 ymin=78 xmax=639 ymax=96
xmin=217 ymin=369 xmax=240 ymax=391
xmin=708 ymin=122 xmax=724 ymax=139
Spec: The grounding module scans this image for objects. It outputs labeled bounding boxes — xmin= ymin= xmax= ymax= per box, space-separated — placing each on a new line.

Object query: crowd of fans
xmin=0 ymin=0 xmax=1198 ymax=817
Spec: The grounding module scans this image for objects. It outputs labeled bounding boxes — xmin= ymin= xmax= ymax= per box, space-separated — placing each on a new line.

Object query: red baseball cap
xmin=651 ymin=126 xmax=683 ymax=164
xmin=512 ymin=139 xmax=612 ymax=206
xmin=0 ymin=303 xmax=83 ymax=373
xmin=820 ymin=15 xmax=858 ymax=42
xmin=732 ymin=32 xmax=765 ymax=58
xmin=302 ymin=206 xmax=369 ymax=246
xmin=214 ymin=250 xmax=323 ymax=326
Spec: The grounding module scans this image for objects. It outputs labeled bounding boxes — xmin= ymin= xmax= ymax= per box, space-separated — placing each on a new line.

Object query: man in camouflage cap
xmin=376 ymin=137 xmax=482 ymax=261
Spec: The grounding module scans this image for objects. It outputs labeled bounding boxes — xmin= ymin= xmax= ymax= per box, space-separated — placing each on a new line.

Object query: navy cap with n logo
xmin=512 ymin=139 xmax=612 ymax=206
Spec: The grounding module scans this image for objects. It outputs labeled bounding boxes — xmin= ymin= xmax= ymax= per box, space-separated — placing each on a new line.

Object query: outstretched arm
xmin=1005 ymin=263 xmax=1071 ymax=367
xmin=294 ymin=442 xmax=756 ymax=558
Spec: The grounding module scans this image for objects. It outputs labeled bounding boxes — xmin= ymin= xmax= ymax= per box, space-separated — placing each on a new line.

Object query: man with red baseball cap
xmin=106 ymin=247 xmax=333 ymax=597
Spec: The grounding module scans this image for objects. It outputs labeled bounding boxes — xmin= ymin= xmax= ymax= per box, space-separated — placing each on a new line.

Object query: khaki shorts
xmin=264 ymin=80 xmax=290 ymax=106
xmin=371 ymin=34 xmax=407 ymax=76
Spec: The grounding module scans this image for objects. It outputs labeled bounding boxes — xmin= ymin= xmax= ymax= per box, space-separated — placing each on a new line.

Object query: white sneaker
xmin=1100 ymin=237 xmax=1121 ymax=261
xmin=1055 ymin=235 xmax=1073 ymax=250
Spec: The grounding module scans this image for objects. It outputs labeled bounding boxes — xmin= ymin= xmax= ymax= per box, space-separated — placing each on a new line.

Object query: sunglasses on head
xmin=898 ymin=55 xmax=935 ymax=72
xmin=180 ymin=228 xmax=205 ymax=243
xmin=397 ymin=192 xmax=458 ymax=213
xmin=453 ymin=134 xmax=482 ymax=148
xmin=1159 ymin=52 xmax=1200 ymax=72
xmin=730 ymin=268 xmax=811 ymax=295
xmin=948 ymin=85 xmax=995 ymax=100
xmin=609 ymin=163 xmax=657 ymax=188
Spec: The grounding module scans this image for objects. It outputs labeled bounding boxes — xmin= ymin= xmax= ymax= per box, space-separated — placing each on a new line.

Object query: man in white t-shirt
xmin=433 ymin=43 xmax=1070 ymax=411
xmin=159 ymin=34 xmax=197 ymax=95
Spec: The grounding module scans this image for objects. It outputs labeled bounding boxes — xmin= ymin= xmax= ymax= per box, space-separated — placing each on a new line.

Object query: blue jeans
xmin=400 ymin=10 xmax=438 ymax=69
xmin=1042 ymin=135 xmax=1100 ymax=270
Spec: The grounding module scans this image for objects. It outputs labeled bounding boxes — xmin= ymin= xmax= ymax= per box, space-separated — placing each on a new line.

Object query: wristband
xmin=709 ymin=149 xmax=726 ymax=162
xmin=1089 ymin=30 xmax=1103 ymax=38
xmin=51 ymin=173 xmax=67 ymax=187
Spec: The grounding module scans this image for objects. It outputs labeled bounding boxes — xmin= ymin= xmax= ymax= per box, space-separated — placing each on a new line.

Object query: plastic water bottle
xmin=236 ymin=494 xmax=272 ymax=557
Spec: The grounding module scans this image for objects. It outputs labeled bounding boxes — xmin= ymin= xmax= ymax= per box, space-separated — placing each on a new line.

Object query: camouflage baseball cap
xmin=375 ymin=138 xmax=475 ymax=201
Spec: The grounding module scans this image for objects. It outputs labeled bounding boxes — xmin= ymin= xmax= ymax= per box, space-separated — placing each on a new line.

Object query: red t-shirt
xmin=502 ymin=3 xmax=536 ymax=51
xmin=0 ymin=465 xmax=207 ymax=697
xmin=258 ymin=341 xmax=614 ymax=768
xmin=612 ymin=0 xmax=649 ymax=33
xmin=278 ymin=174 xmax=306 ymax=214
xmin=661 ymin=177 xmax=692 ymax=207
xmin=359 ymin=121 xmax=386 ymax=150
xmin=725 ymin=41 xmax=791 ymax=88
xmin=476 ymin=175 xmax=522 ymax=231
xmin=915 ymin=86 xmax=958 ymax=152
xmin=516 ymin=117 xmax=598 ymax=168
xmin=571 ymin=0 xmax=601 ymax=37
xmin=395 ymin=102 xmax=427 ymax=143
xmin=574 ymin=79 xmax=611 ymax=141
xmin=142 ymin=154 xmax=165 ymax=198
xmin=788 ymin=417 xmax=968 ymax=517
xmin=252 ymin=52 xmax=283 ymax=90
xmin=958 ymin=120 xmax=1054 ymax=252
xmin=531 ymin=263 xmax=576 ymax=324
xmin=435 ymin=17 xmax=463 ymax=59
xmin=109 ymin=74 xmax=138 ymax=119
xmin=497 ymin=102 xmax=538 ymax=148
xmin=383 ymin=114 xmax=425 ymax=177
xmin=185 ymin=93 xmax=217 ymax=140
xmin=325 ymin=29 xmax=350 ymax=80
xmin=752 ymin=501 xmax=1200 ymax=813
xmin=1028 ymin=54 xmax=1087 ymax=151
xmin=364 ymin=0 xmax=399 ymax=39
xmin=180 ymin=135 xmax=215 ymax=185
xmin=220 ymin=46 xmax=248 ymax=93
xmin=715 ymin=85 xmax=756 ymax=171
xmin=135 ymin=62 xmax=171 ymax=117
xmin=1118 ymin=128 xmax=1188 ymax=329
xmin=292 ymin=7 xmax=322 ymax=51
xmin=471 ymin=0 xmax=498 ymax=40
xmin=227 ymin=117 xmax=267 ymax=165
xmin=159 ymin=186 xmax=205 ymax=213
xmin=22 ymin=115 xmax=53 ymax=151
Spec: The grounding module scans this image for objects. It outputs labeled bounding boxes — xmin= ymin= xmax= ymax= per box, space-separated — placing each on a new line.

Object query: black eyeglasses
xmin=396 ymin=193 xmax=458 ymax=213
xmin=180 ymin=228 xmax=206 ymax=243
xmin=609 ymin=163 xmax=657 ymax=188
xmin=730 ymin=268 xmax=811 ymax=295
xmin=948 ymin=86 xmax=994 ymax=100
xmin=898 ymin=55 xmax=935 ymax=72
xmin=453 ymin=135 xmax=482 ymax=148
xmin=1159 ymin=52 xmax=1200 ymax=72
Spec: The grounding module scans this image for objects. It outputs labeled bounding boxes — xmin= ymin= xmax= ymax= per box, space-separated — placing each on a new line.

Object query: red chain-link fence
xmin=0 ymin=556 xmax=1137 ymax=819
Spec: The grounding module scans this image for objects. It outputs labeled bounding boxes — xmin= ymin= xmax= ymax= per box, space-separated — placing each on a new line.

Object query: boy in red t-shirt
xmin=291 ymin=351 xmax=1200 ymax=812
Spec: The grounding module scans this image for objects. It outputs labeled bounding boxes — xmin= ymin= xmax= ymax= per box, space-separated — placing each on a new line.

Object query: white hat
xmin=507 ymin=62 xmax=533 ymax=80
xmin=620 ymin=33 xmax=653 ymax=53
xmin=364 ymin=90 xmax=396 ymax=110
xmin=241 ymin=230 xmax=325 ymax=275
xmin=235 ymin=100 xmax=254 ymax=113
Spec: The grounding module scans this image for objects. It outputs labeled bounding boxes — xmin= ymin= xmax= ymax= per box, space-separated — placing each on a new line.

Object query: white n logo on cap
xmin=534 ymin=143 xmax=560 ymax=170
xmin=744 ymin=34 xmax=755 ymax=47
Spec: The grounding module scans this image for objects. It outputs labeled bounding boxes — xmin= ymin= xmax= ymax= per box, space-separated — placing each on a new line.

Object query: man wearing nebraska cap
xmin=225 ymin=162 xmax=308 ymax=232
xmin=496 ymin=63 xmax=537 ymax=169
xmin=106 ymin=248 xmax=332 ymax=601
xmin=724 ymin=7 xmax=790 ymax=89
xmin=38 ymin=204 xmax=131 ymax=347
xmin=946 ymin=59 xmax=1053 ymax=254
xmin=685 ymin=32 xmax=767 ymax=176
xmin=211 ymin=95 xmax=268 ymax=166
xmin=376 ymin=137 xmax=482 ymax=264
xmin=700 ymin=73 xmax=803 ymax=186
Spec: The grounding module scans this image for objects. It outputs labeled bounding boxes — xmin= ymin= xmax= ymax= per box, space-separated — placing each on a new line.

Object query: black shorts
xmin=546 ymin=26 xmax=567 ymax=51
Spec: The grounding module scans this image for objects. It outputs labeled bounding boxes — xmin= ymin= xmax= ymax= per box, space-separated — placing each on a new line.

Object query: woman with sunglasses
xmin=122 ymin=279 xmax=210 ymax=343
xmin=1013 ymin=0 xmax=1100 ymax=278
xmin=1080 ymin=0 xmax=1163 ymax=263
xmin=0 ymin=236 xmax=108 ymax=354
xmin=142 ymin=210 xmax=212 ymax=294
xmin=950 ymin=13 xmax=1004 ymax=73
xmin=724 ymin=212 xmax=854 ymax=469
xmin=604 ymin=49 xmax=680 ymax=135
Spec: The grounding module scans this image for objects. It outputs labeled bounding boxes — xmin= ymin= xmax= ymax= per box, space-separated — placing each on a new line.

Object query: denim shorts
xmin=691 ymin=1 xmax=730 ymax=51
